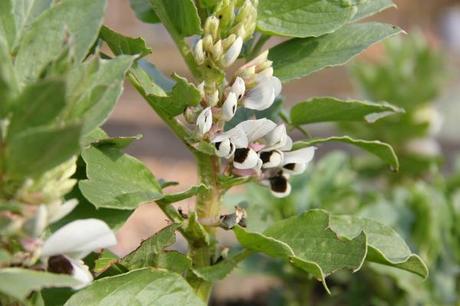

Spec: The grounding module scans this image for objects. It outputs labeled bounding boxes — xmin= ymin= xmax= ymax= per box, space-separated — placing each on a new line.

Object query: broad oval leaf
xmin=234 ymin=210 xmax=368 ymax=291
xmin=329 ymin=215 xmax=428 ymax=278
xmin=257 ymin=0 xmax=355 ymax=38
xmin=79 ymin=146 xmax=163 ymax=210
xmin=290 ymin=97 xmax=403 ymax=125
xmin=15 ymin=0 xmax=107 ymax=84
xmin=0 ymin=268 xmax=79 ymax=301
xmin=64 ymin=268 xmax=205 ymax=306
xmin=129 ymin=0 xmax=160 ymax=24
xmin=269 ymin=22 xmax=401 ymax=82
xmin=293 ymin=136 xmax=399 ymax=170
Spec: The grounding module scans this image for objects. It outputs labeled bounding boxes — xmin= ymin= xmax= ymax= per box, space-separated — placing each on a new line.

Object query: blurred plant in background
xmin=228 ymin=33 xmax=460 ymax=306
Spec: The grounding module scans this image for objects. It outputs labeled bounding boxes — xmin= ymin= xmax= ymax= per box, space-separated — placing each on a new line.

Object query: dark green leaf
xmin=129 ymin=0 xmax=160 ymax=23
xmin=270 ymin=23 xmax=401 ymax=82
xmin=8 ymin=79 xmax=67 ymax=137
xmin=15 ymin=0 xmax=107 ymax=84
xmin=147 ymin=74 xmax=201 ymax=117
xmin=100 ymin=26 xmax=152 ymax=58
xmin=5 ymin=124 xmax=82 ymax=179
xmin=149 ymin=0 xmax=202 ymax=37
xmin=0 ymin=268 xmax=79 ymax=301
xmin=64 ymin=268 xmax=205 ymax=306
xmin=329 ymin=215 xmax=428 ymax=278
xmin=290 ymin=97 xmax=403 ymax=125
xmin=257 ymin=0 xmax=355 ymax=38
xmin=79 ymin=146 xmax=162 ymax=210
xmin=293 ymin=136 xmax=399 ymax=170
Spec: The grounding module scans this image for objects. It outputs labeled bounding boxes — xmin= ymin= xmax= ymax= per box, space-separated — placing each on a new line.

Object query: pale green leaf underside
xmin=257 ymin=0 xmax=355 ymax=38
xmin=352 ymin=0 xmax=396 ymax=21
xmin=329 ymin=215 xmax=428 ymax=278
xmin=293 ymin=136 xmax=399 ymax=170
xmin=270 ymin=22 xmax=401 ymax=82
xmin=290 ymin=97 xmax=403 ymax=125
xmin=64 ymin=268 xmax=205 ymax=306
xmin=0 ymin=268 xmax=79 ymax=301
xmin=15 ymin=0 xmax=107 ymax=84
xmin=79 ymin=146 xmax=162 ymax=210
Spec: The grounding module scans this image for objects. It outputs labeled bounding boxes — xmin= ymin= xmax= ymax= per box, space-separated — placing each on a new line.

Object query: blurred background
xmin=102 ymin=0 xmax=460 ymax=303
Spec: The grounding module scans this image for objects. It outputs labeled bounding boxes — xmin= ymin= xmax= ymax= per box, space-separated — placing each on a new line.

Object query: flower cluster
xmin=188 ymin=0 xmax=315 ymax=197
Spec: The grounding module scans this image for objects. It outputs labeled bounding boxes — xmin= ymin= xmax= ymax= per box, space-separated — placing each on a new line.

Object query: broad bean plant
xmin=0 ymin=0 xmax=430 ymax=305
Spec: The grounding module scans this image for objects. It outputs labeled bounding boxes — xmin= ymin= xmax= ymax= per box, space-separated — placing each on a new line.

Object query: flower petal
xmin=42 ymin=219 xmax=117 ymax=259
xmin=214 ymin=138 xmax=235 ymax=159
xmin=242 ymin=77 xmax=275 ymax=110
xmin=221 ymin=92 xmax=238 ymax=121
xmin=238 ymin=118 xmax=277 ymax=143
xmin=267 ymin=174 xmax=291 ymax=198
xmin=68 ymin=257 xmax=93 ymax=289
xmin=233 ymin=148 xmax=260 ymax=169
xmin=231 ymin=77 xmax=246 ymax=100
xmin=196 ymin=107 xmax=213 ymax=135
xmin=193 ymin=39 xmax=205 ymax=65
xmin=223 ymin=36 xmax=243 ymax=67
xmin=283 ymin=147 xmax=316 ymax=165
xmin=259 ymin=150 xmax=284 ymax=168
xmin=48 ymin=199 xmax=79 ymax=224
xmin=212 ymin=125 xmax=248 ymax=148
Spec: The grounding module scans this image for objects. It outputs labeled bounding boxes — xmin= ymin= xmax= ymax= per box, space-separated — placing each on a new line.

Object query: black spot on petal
xmin=48 ymin=255 xmax=73 ymax=275
xmin=259 ymin=151 xmax=272 ymax=163
xmin=234 ymin=148 xmax=249 ymax=163
xmin=284 ymin=163 xmax=296 ymax=170
xmin=232 ymin=104 xmax=236 ymax=113
xmin=215 ymin=141 xmax=222 ymax=150
xmin=269 ymin=175 xmax=288 ymax=193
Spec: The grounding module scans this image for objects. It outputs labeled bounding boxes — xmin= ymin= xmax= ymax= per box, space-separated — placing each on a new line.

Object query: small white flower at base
xmin=221 ymin=92 xmax=238 ymax=121
xmin=242 ymin=76 xmax=282 ymax=111
xmin=282 ymin=147 xmax=316 ymax=175
xmin=223 ymin=36 xmax=243 ymax=67
xmin=231 ymin=77 xmax=246 ymax=100
xmin=233 ymin=148 xmax=260 ymax=169
xmin=196 ymin=107 xmax=213 ymax=135
xmin=41 ymin=219 xmax=117 ymax=289
xmin=214 ymin=138 xmax=236 ymax=159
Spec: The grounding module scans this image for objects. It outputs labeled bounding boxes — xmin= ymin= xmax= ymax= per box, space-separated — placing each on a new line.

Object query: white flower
xmin=230 ymin=77 xmax=246 ymax=100
xmin=282 ymin=147 xmax=316 ymax=175
xmin=223 ymin=36 xmax=243 ymax=67
xmin=221 ymin=92 xmax=238 ymax=121
xmin=196 ymin=107 xmax=213 ymax=135
xmin=193 ymin=39 xmax=205 ymax=65
xmin=233 ymin=147 xmax=260 ymax=169
xmin=262 ymin=124 xmax=292 ymax=151
xmin=242 ymin=75 xmax=282 ymax=111
xmin=264 ymin=173 xmax=291 ymax=198
xmin=42 ymin=219 xmax=117 ymax=289
xmin=259 ymin=150 xmax=284 ymax=169
xmin=214 ymin=138 xmax=236 ymax=159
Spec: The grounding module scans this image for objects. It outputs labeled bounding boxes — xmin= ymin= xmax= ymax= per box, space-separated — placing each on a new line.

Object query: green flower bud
xmin=204 ymin=16 xmax=220 ymax=40
xmin=202 ymin=34 xmax=214 ymax=52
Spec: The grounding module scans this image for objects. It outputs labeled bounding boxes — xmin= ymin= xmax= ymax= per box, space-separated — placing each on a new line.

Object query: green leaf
xmin=257 ymin=0 xmax=355 ymax=38
xmin=159 ymin=184 xmax=208 ymax=204
xmin=192 ymin=251 xmax=249 ymax=282
xmin=15 ymin=0 xmax=107 ymax=84
xmin=0 ymin=268 xmax=79 ymax=301
xmin=5 ymin=124 xmax=82 ymax=179
xmin=293 ymin=136 xmax=399 ymax=170
xmin=0 ymin=32 xmax=19 ymax=114
xmin=329 ymin=215 xmax=428 ymax=278
xmin=79 ymin=145 xmax=162 ymax=210
xmin=100 ymin=26 xmax=152 ymax=58
xmin=149 ymin=0 xmax=202 ymax=37
xmin=92 ymin=134 xmax=143 ymax=150
xmin=290 ymin=97 xmax=403 ymax=125
xmin=352 ymin=0 xmax=395 ymax=21
xmin=94 ymin=250 xmax=119 ymax=274
xmin=234 ymin=210 xmax=367 ymax=291
xmin=129 ymin=0 xmax=160 ymax=23
xmin=270 ymin=23 xmax=401 ymax=82
xmin=148 ymin=74 xmax=201 ymax=117
xmin=65 ymin=55 xmax=134 ymax=134
xmin=8 ymin=79 xmax=67 ymax=137
xmin=64 ymin=268 xmax=205 ymax=306
xmin=0 ymin=0 xmax=16 ymax=52
xmin=121 ymin=223 xmax=181 ymax=269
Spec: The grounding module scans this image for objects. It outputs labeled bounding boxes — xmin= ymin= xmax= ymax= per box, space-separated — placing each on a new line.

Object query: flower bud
xmin=202 ymin=34 xmax=214 ymax=52
xmin=184 ymin=106 xmax=200 ymax=124
xmin=222 ymin=36 xmax=243 ymax=67
xmin=204 ymin=16 xmax=220 ymax=40
xmin=210 ymin=40 xmax=224 ymax=61
xmin=207 ymin=89 xmax=219 ymax=107
xmin=221 ymin=92 xmax=238 ymax=121
xmin=196 ymin=107 xmax=213 ymax=135
xmin=193 ymin=39 xmax=205 ymax=65
xmin=214 ymin=0 xmax=236 ymax=30
xmin=197 ymin=82 xmax=205 ymax=99
xmin=230 ymin=76 xmax=246 ymax=100
xmin=222 ymin=34 xmax=237 ymax=50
